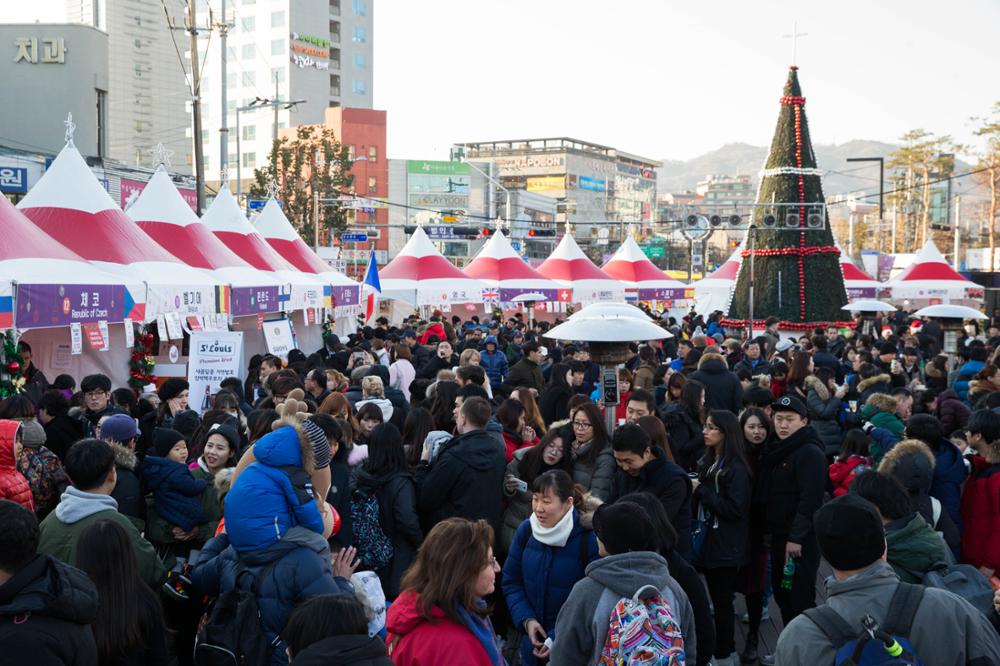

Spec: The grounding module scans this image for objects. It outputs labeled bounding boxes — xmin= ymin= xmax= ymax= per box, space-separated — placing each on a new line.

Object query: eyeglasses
xmin=543 ymin=442 xmax=563 ymax=452
xmin=485 ymin=555 xmax=499 ymax=569
xmin=84 ymin=390 xmax=107 ymax=398
xmin=572 ymin=420 xmax=592 ymax=429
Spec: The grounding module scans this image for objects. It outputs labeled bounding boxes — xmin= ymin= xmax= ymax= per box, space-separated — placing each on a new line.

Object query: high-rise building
xmin=199 ymin=0 xmax=375 ymax=193
xmin=67 ymin=0 xmax=192 ymax=173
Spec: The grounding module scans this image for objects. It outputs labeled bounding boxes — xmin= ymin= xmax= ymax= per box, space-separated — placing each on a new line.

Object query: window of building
xmin=271 ymin=39 xmax=284 ymax=55
xmin=329 ymin=20 xmax=340 ymax=42
xmin=227 ymin=99 xmax=236 ymax=112
xmin=201 ymin=129 xmax=209 ymax=143
xmin=353 ymin=52 xmax=366 ymax=68
xmin=241 ymin=44 xmax=254 ymax=59
xmin=351 ymin=78 xmax=366 ymax=95
xmin=133 ymin=38 xmax=142 ymax=48
xmin=242 ymin=152 xmax=256 ymax=168
xmin=242 ymin=125 xmax=256 ymax=141
xmin=241 ymin=16 xmax=255 ymax=31
xmin=352 ymin=26 xmax=366 ymax=43
xmin=271 ymin=10 xmax=285 ymax=27
xmin=346 ymin=145 xmax=355 ymax=160
xmin=353 ymin=0 xmax=366 ymax=16
xmin=368 ymin=176 xmax=377 ymax=194
xmin=329 ymin=73 xmax=341 ymax=96
xmin=367 ymin=145 xmax=377 ymax=162
xmin=133 ymin=63 xmax=143 ymax=77
xmin=134 ymin=15 xmax=142 ymax=26
xmin=330 ymin=0 xmax=340 ymax=15
xmin=242 ymin=71 xmax=255 ymax=86
xmin=228 ymin=153 xmax=238 ymax=168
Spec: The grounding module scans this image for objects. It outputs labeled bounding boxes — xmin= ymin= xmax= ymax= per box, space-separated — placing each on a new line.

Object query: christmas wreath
xmin=128 ymin=325 xmax=157 ymax=393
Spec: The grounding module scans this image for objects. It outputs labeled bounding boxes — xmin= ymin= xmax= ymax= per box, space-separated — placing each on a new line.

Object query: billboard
xmin=407 ymin=160 xmax=470 ymax=176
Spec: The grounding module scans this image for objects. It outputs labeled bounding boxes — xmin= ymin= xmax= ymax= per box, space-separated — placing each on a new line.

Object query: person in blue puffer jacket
xmin=953 ymin=346 xmax=988 ymax=404
xmin=904 ymin=413 xmax=969 ymax=530
xmin=502 ymin=470 xmax=599 ymax=666
xmin=190 ymin=526 xmax=353 ymax=665
xmin=480 ymin=335 xmax=509 ymax=394
xmin=223 ymin=424 xmax=324 ymax=553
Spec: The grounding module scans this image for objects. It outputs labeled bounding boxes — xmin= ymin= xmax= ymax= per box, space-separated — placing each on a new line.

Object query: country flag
xmin=362 ymin=247 xmax=381 ymax=324
xmin=215 ymin=285 xmax=231 ymax=314
xmin=0 ymin=296 xmax=12 ymax=329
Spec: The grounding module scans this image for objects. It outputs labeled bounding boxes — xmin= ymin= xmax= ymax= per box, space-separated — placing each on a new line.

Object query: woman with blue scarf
xmin=694 ymin=409 xmax=751 ymax=666
xmin=502 ymin=470 xmax=599 ymax=665
xmin=386 ymin=517 xmax=506 ymax=665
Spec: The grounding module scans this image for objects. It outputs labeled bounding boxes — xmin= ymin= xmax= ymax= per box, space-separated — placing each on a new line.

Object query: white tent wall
xmin=230 ymin=311 xmax=326 ymax=361
xmin=21 ymin=323 xmax=132 ymax=390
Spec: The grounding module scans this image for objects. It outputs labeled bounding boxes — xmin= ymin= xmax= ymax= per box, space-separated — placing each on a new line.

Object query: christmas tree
xmin=726 ymin=66 xmax=850 ymax=330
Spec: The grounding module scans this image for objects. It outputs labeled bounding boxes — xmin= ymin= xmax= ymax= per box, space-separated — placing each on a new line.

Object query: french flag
xmin=362 ymin=247 xmax=381 ymax=324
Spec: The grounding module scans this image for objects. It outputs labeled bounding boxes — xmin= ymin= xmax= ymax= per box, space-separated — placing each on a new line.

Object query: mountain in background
xmin=657 ymin=139 xmax=971 ymax=200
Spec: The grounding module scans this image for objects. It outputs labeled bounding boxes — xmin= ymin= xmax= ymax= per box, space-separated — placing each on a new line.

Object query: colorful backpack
xmin=350 ymin=489 xmax=394 ymax=570
xmin=599 ymin=584 xmax=686 ymax=666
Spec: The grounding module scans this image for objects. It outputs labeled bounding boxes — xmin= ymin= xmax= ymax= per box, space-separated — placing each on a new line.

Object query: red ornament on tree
xmin=6 ymin=360 xmax=20 ymax=374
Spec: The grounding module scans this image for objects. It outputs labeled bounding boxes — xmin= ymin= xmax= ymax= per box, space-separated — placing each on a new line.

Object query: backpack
xmin=598 ymin=584 xmax=686 ymax=666
xmin=921 ymin=563 xmax=995 ymax=619
xmin=802 ymin=582 xmax=926 ymax=665
xmin=350 ymin=488 xmax=394 ymax=570
xmin=193 ymin=561 xmax=279 ymax=666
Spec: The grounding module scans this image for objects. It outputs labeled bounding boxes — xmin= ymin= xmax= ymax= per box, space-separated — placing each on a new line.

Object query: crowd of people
xmin=4 ymin=308 xmax=1000 ymax=664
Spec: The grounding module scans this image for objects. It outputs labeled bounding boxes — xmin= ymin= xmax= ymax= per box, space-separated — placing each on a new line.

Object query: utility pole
xmin=954 ymin=195 xmax=962 ymax=269
xmin=217 ymin=0 xmax=230 ymax=182
xmin=183 ymin=1 xmax=205 ymax=213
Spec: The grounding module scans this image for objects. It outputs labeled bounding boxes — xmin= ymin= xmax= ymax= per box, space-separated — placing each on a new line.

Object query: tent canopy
xmin=462 ymin=230 xmax=559 ymax=301
xmin=601 ymin=236 xmax=690 ymax=300
xmin=536 ymin=234 xmax=626 ymax=303
xmin=693 ymin=242 xmax=744 ymax=315
xmin=883 ymin=240 xmax=983 ymax=303
xmin=380 ymin=226 xmax=487 ymax=305
xmin=837 ymin=243 xmax=880 ymax=300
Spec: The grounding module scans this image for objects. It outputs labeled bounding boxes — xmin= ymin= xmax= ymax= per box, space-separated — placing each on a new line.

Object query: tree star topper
xmin=148 ymin=143 xmax=175 ymax=168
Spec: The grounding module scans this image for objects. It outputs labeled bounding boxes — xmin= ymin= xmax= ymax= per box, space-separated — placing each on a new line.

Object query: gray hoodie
xmin=775 ymin=560 xmax=1000 ymax=665
xmin=54 ymin=486 xmax=119 ymax=524
xmin=550 ymin=551 xmax=696 ymax=666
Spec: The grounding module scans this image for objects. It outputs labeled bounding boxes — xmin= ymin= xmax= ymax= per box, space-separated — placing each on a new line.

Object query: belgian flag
xmin=215 ymin=285 xmax=231 ymax=314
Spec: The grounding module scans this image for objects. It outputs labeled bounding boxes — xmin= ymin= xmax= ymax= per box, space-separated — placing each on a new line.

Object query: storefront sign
xmin=526 ymin=176 xmax=565 ymax=192
xmin=291 ymin=33 xmax=331 ymax=48
xmin=0 ymin=167 xmax=28 ymax=193
xmin=15 ymin=284 xmax=125 ymax=328
xmin=188 ymin=331 xmax=244 ymax=414
xmin=410 ymin=193 xmax=468 ymax=208
xmin=291 ymin=43 xmax=328 ymax=58
xmin=492 ymin=154 xmax=566 ymax=176
xmin=578 ymin=176 xmax=606 ymax=192
xmin=291 ymin=54 xmax=329 ymax=70
xmin=13 ymin=37 xmax=65 ymax=64
xmin=230 ymin=286 xmax=280 ymax=317
xmin=263 ymin=318 xmax=296 ymax=359
xmin=407 ymin=160 xmax=470 ymax=176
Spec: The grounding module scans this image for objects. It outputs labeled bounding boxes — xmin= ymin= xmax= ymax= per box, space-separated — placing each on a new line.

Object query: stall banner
xmin=82 ymin=323 xmax=105 ymax=350
xmin=145 ymin=285 xmax=218 ymax=320
xmin=16 ymin=284 xmax=126 ymax=328
xmin=231 ymin=286 xmax=281 ymax=317
xmin=188 ymin=331 xmax=244 ymax=414
xmin=70 ymin=323 xmax=82 ymax=355
xmin=263 ymin=318 xmax=296 ymax=360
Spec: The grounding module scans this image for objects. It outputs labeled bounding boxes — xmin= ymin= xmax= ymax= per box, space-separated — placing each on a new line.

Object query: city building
xmin=452 ymin=138 xmax=658 ymax=256
xmin=66 ymin=0 xmax=192 ymax=173
xmin=283 ymin=106 xmax=386 ymax=277
xmin=696 ymin=173 xmax=755 ymax=208
xmin=0 ymin=23 xmax=109 ymax=200
xmin=199 ymin=0 xmax=375 ymax=195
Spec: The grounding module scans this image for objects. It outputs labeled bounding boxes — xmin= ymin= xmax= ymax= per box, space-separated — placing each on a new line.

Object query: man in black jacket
xmin=101 ymin=413 xmax=146 ymax=531
xmin=689 ymin=352 xmax=743 ymax=414
xmin=415 ymin=397 xmax=506 ymax=535
xmin=76 ymin=374 xmax=124 ymax=438
xmin=0 ymin=499 xmax=98 ymax=664
xmin=608 ymin=423 xmax=693 ymax=560
xmin=759 ymin=395 xmax=827 ymax=628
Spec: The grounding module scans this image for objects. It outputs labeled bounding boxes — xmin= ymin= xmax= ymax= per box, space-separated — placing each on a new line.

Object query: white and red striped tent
xmin=536 ymin=233 xmax=626 ymax=303
xmin=463 ymin=230 xmax=560 ymax=302
xmin=883 ymin=240 xmax=983 ymax=304
xmin=379 ymin=226 xmax=487 ymax=305
xmin=602 ymin=236 xmax=691 ymax=303
xmin=127 ymin=167 xmax=281 ymax=292
xmin=692 ymin=242 xmax=744 ymax=315
xmin=200 ymin=186 xmax=324 ymax=312
xmin=17 ymin=142 xmax=217 ymax=321
xmin=252 ymin=197 xmax=360 ymax=311
xmin=837 ymin=244 xmax=881 ymax=300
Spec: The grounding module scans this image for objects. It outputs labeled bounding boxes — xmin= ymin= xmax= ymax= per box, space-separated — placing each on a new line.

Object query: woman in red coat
xmin=498 ymin=399 xmax=540 ymax=463
xmin=0 ymin=420 xmax=32 ymax=511
xmin=387 ymin=518 xmax=505 ymax=665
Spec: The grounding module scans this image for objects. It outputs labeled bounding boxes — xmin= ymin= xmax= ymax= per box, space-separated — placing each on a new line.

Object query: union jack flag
xmin=481 ymin=288 xmax=500 ymax=306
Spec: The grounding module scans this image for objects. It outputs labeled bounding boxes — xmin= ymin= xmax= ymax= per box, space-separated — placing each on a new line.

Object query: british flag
xmin=481 ymin=288 xmax=500 ymax=306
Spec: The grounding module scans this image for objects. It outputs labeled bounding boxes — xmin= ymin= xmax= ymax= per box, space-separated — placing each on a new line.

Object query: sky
xmin=10 ymin=0 xmax=1000 ymax=163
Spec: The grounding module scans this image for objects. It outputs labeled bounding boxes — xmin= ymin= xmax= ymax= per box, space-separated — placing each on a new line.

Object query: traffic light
xmin=527 ymin=229 xmax=555 ymax=237
xmin=404 ymin=225 xmax=417 ymax=234
xmin=452 ymin=227 xmax=480 ymax=237
xmin=481 ymin=228 xmax=493 ymax=237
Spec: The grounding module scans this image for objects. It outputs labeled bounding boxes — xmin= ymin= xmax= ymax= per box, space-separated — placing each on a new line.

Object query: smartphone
xmin=515 ymin=479 xmax=528 ymax=493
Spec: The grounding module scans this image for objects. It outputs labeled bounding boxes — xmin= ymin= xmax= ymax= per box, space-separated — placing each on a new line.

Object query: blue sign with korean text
xmin=341 ymin=233 xmax=368 ymax=242
xmin=579 ymin=176 xmax=606 ymax=192
xmin=0 ymin=167 xmax=28 ymax=193
xmin=426 ymin=225 xmax=458 ymax=239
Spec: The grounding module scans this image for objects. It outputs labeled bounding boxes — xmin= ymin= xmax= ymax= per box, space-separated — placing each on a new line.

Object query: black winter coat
xmin=758 ymin=425 xmax=827 ymax=543
xmin=416 ymin=354 xmax=458 ymax=380
xmin=327 ymin=456 xmax=354 ymax=550
xmin=695 ymin=456 xmax=751 ymax=569
xmin=609 ymin=447 xmax=693 ymax=560
xmin=354 ymin=468 xmax=423 ymax=599
xmin=665 ymin=549 xmax=715 ymax=666
xmin=0 ymin=555 xmax=98 ymax=665
xmin=660 ymin=402 xmax=704 ymax=472
xmin=538 ymin=385 xmax=573 ymax=426
xmin=415 ymin=429 xmax=507 ymax=535
xmin=42 ymin=413 xmax=85 ymax=462
xmin=689 ymin=358 xmax=743 ymax=414
xmin=293 ymin=635 xmax=393 ymax=665
xmin=141 ymin=455 xmax=208 ymax=532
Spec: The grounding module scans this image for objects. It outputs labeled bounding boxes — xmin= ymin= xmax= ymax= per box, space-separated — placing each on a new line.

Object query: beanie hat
xmin=153 ymin=427 xmax=186 ymax=458
xmin=20 ymin=420 xmax=46 ymax=448
xmin=301 ymin=419 xmax=331 ymax=469
xmin=80 ymin=374 xmax=112 ymax=394
xmin=101 ymin=413 xmax=140 ymax=444
xmin=158 ymin=378 xmax=189 ymax=403
xmin=171 ymin=409 xmax=201 ymax=440
xmin=879 ymin=341 xmax=897 ymax=356
xmin=592 ymin=501 xmax=656 ymax=555
xmin=814 ymin=494 xmax=886 ymax=570
xmin=206 ymin=422 xmax=240 ymax=453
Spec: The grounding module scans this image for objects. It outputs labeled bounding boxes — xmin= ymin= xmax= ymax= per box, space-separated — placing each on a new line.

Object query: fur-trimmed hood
xmin=865 ymin=392 xmax=898 ymax=414
xmin=697 ymin=352 xmax=727 ymax=369
xmin=110 ymin=442 xmax=137 ymax=471
xmin=878 ymin=439 xmax=936 ymax=476
xmin=804 ymin=374 xmax=830 ymax=400
xmin=924 ymin=358 xmax=948 ymax=379
xmin=578 ymin=492 xmax=602 ymax=529
xmin=857 ymin=373 xmax=892 ymax=394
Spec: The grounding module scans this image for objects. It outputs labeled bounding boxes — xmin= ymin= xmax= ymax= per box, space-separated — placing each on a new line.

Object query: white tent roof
xmin=883 ymin=240 xmax=982 ymax=303
xmin=693 ymin=240 xmax=744 ymax=314
xmin=462 ymin=230 xmax=560 ymax=295
xmin=536 ymin=233 xmax=626 ymax=303
xmin=379 ymin=226 xmax=488 ymax=305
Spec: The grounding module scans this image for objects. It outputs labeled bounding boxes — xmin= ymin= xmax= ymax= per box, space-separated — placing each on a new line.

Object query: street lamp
xmin=462 ymin=158 xmax=511 ymax=229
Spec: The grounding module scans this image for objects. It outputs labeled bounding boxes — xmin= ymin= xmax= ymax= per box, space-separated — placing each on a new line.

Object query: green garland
xmin=128 ymin=325 xmax=157 ymax=394
xmin=0 ymin=331 xmax=25 ymax=398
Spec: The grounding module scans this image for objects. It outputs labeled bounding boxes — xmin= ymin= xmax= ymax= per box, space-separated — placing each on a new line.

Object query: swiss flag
xmin=557 ymin=289 xmax=572 ymax=302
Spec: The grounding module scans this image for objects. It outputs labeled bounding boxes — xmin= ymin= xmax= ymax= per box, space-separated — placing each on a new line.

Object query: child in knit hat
xmin=16 ymin=419 xmax=68 ymax=519
xmin=141 ymin=427 xmax=208 ymax=533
